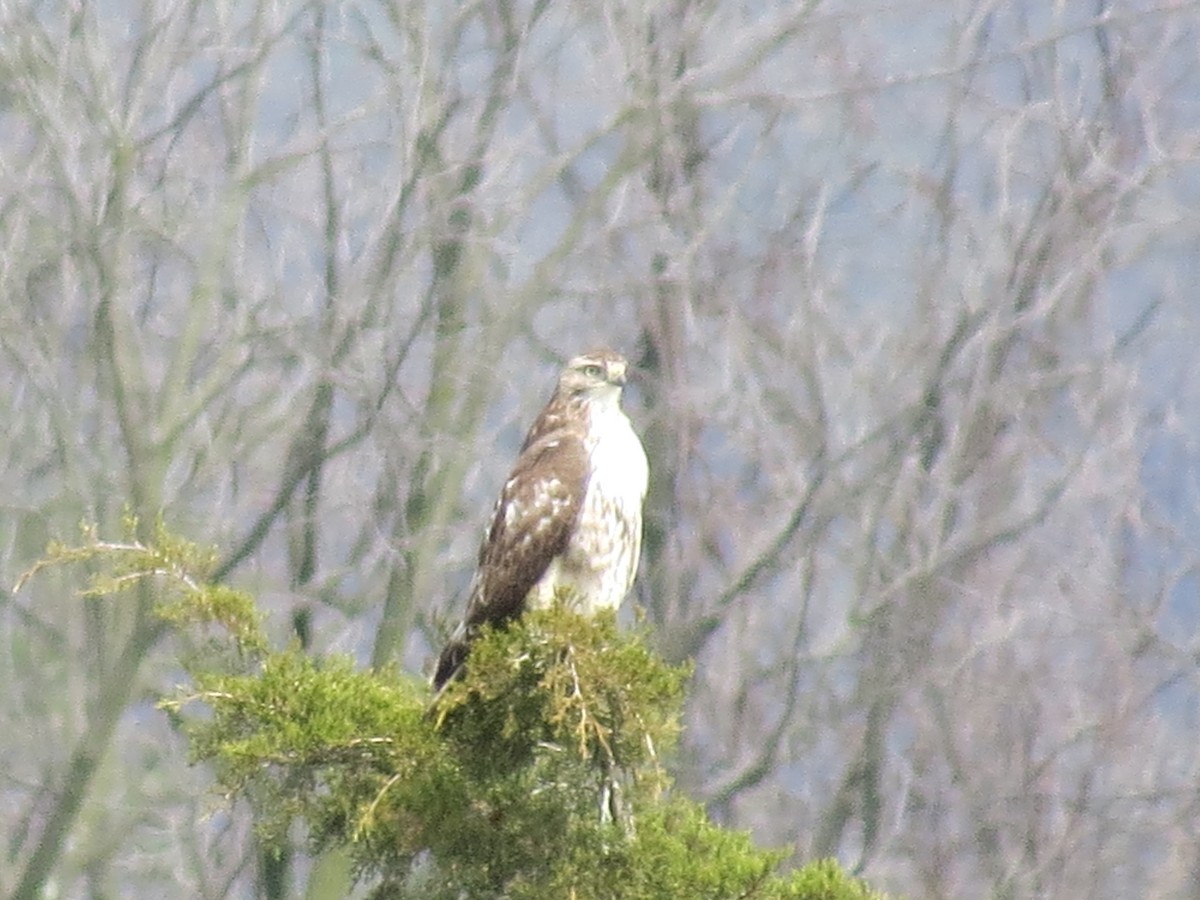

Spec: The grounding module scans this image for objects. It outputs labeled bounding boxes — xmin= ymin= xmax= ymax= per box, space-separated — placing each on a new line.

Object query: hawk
xmin=432 ymin=348 xmax=649 ymax=690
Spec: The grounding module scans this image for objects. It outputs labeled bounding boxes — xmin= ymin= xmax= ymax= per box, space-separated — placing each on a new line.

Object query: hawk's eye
xmin=581 ymin=364 xmax=604 ymax=379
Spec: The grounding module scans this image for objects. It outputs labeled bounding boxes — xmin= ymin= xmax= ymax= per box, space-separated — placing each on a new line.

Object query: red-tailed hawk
xmin=432 ymin=348 xmax=649 ymax=690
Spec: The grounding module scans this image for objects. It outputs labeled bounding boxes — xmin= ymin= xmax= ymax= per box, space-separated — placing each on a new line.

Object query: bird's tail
xmin=431 ymin=623 xmax=471 ymax=692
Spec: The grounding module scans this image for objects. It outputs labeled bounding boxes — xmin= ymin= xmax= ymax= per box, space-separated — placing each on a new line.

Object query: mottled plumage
xmin=432 ymin=349 xmax=648 ymax=690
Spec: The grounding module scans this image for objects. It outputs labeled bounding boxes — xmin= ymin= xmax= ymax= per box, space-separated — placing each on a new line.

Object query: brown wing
xmin=432 ymin=430 xmax=588 ymax=689
xmin=466 ymin=431 xmax=589 ymax=626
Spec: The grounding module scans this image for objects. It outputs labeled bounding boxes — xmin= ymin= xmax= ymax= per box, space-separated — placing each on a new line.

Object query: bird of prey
xmin=432 ymin=348 xmax=648 ymax=690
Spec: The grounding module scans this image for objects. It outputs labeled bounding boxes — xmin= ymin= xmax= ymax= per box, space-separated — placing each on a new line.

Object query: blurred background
xmin=2 ymin=1 xmax=1198 ymax=897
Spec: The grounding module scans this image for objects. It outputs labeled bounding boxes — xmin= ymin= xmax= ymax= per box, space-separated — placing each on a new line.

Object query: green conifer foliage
xmin=20 ymin=524 xmax=886 ymax=900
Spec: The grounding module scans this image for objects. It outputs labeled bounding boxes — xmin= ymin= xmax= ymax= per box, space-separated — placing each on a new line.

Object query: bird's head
xmin=558 ymin=348 xmax=630 ymax=407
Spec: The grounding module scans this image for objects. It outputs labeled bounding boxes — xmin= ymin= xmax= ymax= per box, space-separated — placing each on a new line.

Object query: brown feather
xmin=431 ymin=348 xmax=645 ymax=692
xmin=432 ymin=404 xmax=589 ymax=689
xmin=466 ymin=428 xmax=589 ymax=626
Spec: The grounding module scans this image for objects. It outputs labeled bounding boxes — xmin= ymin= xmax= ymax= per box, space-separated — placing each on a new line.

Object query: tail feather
xmin=432 ymin=625 xmax=471 ymax=691
xmin=432 ymin=638 xmax=468 ymax=696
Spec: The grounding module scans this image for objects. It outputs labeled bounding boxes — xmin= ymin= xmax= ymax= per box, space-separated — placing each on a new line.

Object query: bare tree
xmin=1 ymin=0 xmax=1198 ymax=897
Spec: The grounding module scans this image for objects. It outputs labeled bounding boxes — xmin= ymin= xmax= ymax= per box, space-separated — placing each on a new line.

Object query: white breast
xmin=529 ymin=403 xmax=648 ymax=614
